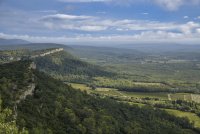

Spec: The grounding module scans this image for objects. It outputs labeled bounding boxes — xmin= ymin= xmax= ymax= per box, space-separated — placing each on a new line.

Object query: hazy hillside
xmin=0 ymin=43 xmax=70 ymax=51
xmin=114 ymin=44 xmax=200 ymax=53
xmin=0 ymin=38 xmax=30 ymax=46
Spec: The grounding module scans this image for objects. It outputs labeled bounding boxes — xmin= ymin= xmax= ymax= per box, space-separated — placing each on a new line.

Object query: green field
xmin=165 ymin=109 xmax=200 ymax=128
xmin=121 ymin=91 xmax=168 ymax=99
xmin=69 ymin=83 xmax=200 ymax=101
xmin=68 ymin=83 xmax=91 ymax=91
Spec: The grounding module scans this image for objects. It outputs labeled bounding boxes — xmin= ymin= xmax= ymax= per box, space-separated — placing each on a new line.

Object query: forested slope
xmin=34 ymin=50 xmax=114 ymax=83
xmin=0 ymin=60 xmax=198 ymax=134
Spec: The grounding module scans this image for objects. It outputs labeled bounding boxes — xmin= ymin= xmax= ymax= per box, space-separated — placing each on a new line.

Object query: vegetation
xmin=0 ymin=60 xmax=33 ymax=107
xmin=0 ymin=60 xmax=198 ymax=134
xmin=1 ymin=47 xmax=200 ymax=133
xmin=165 ymin=109 xmax=200 ymax=128
xmin=69 ymin=83 xmax=200 ymax=129
xmin=34 ymin=51 xmax=114 ymax=83
xmin=0 ymin=99 xmax=28 ymax=134
xmin=71 ymin=46 xmax=200 ymax=93
xmin=17 ymin=70 xmax=197 ymax=134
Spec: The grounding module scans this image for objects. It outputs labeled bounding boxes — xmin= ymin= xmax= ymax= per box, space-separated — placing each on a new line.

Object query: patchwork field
xmin=69 ymin=82 xmax=200 ymax=102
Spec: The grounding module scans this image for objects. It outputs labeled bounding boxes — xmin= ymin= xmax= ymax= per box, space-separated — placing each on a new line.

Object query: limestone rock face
xmin=29 ymin=62 xmax=36 ymax=70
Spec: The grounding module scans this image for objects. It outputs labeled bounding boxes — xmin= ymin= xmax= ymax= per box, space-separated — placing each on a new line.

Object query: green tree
xmin=0 ymin=100 xmax=28 ymax=134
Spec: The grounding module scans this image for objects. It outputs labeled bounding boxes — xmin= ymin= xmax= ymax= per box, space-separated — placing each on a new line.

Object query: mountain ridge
xmin=0 ymin=38 xmax=30 ymax=45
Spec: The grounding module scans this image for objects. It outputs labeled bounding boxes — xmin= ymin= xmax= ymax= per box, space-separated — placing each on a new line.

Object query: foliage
xmin=34 ymin=51 xmax=114 ymax=83
xmin=15 ymin=70 xmax=196 ymax=134
xmin=0 ymin=48 xmax=200 ymax=134
xmin=0 ymin=99 xmax=28 ymax=134
xmin=71 ymin=46 xmax=200 ymax=93
xmin=0 ymin=61 xmax=32 ymax=107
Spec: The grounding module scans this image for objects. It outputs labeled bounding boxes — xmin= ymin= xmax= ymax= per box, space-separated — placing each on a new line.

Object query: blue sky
xmin=0 ymin=0 xmax=200 ymax=44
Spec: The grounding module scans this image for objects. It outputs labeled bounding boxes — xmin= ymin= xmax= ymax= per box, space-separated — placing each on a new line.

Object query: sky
xmin=0 ymin=0 xmax=200 ymax=45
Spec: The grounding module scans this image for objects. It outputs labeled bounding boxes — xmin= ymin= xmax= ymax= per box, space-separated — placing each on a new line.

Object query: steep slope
xmin=34 ymin=50 xmax=114 ymax=83
xmin=0 ymin=47 xmax=109 ymax=83
xmin=0 ymin=61 xmax=33 ymax=107
xmin=0 ymin=60 xmax=198 ymax=134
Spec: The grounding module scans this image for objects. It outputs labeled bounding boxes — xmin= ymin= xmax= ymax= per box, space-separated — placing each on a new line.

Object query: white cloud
xmin=40 ymin=14 xmax=107 ymax=31
xmin=1 ymin=9 xmax=200 ymax=44
xmin=78 ymin=25 xmax=107 ymax=31
xmin=142 ymin=12 xmax=149 ymax=15
xmin=1 ymin=30 xmax=200 ymax=44
xmin=183 ymin=16 xmax=189 ymax=19
xmin=180 ymin=21 xmax=200 ymax=34
xmin=60 ymin=24 xmax=107 ymax=31
xmin=196 ymin=28 xmax=200 ymax=33
xmin=42 ymin=14 xmax=94 ymax=20
xmin=153 ymin=0 xmax=186 ymax=11
xmin=39 ymin=13 xmax=200 ymax=34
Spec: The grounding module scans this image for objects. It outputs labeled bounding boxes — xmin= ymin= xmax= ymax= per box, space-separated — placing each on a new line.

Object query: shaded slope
xmin=34 ymin=50 xmax=114 ymax=83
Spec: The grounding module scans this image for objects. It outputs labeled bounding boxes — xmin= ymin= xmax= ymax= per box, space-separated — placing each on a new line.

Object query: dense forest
xmin=0 ymin=60 xmax=198 ymax=134
xmin=0 ymin=61 xmax=33 ymax=107
xmin=34 ymin=51 xmax=114 ymax=83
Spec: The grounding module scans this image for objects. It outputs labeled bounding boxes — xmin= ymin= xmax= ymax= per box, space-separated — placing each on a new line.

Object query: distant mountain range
xmin=0 ymin=38 xmax=69 ymax=50
xmin=1 ymin=37 xmax=200 ymax=53
xmin=0 ymin=38 xmax=31 ymax=45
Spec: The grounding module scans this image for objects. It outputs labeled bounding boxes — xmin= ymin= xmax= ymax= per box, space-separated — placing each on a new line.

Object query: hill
xmin=0 ymin=60 xmax=198 ymax=134
xmin=0 ymin=38 xmax=30 ymax=46
xmin=0 ymin=43 xmax=70 ymax=51
xmin=0 ymin=47 xmax=112 ymax=83
xmin=33 ymin=49 xmax=114 ymax=83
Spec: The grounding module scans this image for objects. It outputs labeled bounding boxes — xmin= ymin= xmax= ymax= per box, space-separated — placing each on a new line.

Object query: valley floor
xmin=69 ymin=82 xmax=200 ymax=129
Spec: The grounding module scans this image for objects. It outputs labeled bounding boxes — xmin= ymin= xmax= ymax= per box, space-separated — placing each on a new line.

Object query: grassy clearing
xmin=95 ymin=87 xmax=118 ymax=91
xmin=94 ymin=90 xmax=124 ymax=96
xmin=170 ymin=93 xmax=185 ymax=100
xmin=164 ymin=109 xmax=200 ymax=128
xmin=68 ymin=83 xmax=91 ymax=91
xmin=132 ymin=82 xmax=163 ymax=86
xmin=121 ymin=91 xmax=168 ymax=99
